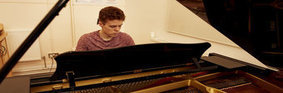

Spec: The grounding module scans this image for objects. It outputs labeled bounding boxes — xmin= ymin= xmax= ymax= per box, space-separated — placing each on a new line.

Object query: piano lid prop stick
xmin=0 ymin=0 xmax=70 ymax=84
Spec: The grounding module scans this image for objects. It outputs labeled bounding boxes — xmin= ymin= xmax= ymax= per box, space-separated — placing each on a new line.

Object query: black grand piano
xmin=0 ymin=0 xmax=282 ymax=93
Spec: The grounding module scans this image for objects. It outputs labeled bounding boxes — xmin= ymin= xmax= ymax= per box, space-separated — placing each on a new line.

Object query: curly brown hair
xmin=98 ymin=6 xmax=125 ymax=24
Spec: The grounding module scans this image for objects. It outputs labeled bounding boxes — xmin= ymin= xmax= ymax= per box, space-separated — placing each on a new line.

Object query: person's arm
xmin=76 ymin=35 xmax=88 ymax=51
xmin=128 ymin=37 xmax=135 ymax=45
xmin=124 ymin=33 xmax=135 ymax=45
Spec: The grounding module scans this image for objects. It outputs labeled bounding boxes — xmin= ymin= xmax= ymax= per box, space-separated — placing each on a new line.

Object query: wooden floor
xmin=12 ymin=68 xmax=55 ymax=76
xmin=11 ymin=60 xmax=56 ymax=77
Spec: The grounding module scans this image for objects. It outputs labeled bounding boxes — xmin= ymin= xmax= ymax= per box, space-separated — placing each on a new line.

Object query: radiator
xmin=6 ymin=29 xmax=41 ymax=62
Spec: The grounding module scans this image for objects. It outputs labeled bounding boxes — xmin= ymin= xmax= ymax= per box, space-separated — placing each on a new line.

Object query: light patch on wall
xmin=6 ymin=29 xmax=41 ymax=62
xmin=75 ymin=0 xmax=125 ymax=6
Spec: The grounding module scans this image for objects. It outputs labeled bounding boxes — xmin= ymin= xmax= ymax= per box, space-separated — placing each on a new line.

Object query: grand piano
xmin=0 ymin=0 xmax=282 ymax=93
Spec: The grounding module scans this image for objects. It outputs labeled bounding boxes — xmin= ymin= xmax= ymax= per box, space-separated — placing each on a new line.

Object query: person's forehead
xmin=105 ymin=20 xmax=123 ymax=25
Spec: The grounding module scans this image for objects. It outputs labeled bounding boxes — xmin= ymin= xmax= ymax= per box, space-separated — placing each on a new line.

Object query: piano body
xmin=0 ymin=0 xmax=283 ymax=93
xmin=28 ymin=43 xmax=282 ymax=93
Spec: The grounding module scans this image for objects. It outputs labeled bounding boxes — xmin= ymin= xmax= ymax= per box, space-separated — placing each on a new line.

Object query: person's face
xmin=99 ymin=19 xmax=123 ymax=38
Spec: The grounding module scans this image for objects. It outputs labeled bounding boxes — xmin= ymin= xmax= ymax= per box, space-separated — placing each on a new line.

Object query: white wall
xmin=123 ymin=0 xmax=169 ymax=44
xmin=72 ymin=0 xmax=169 ymax=45
xmin=0 ymin=0 xmax=73 ymax=71
xmin=167 ymin=0 xmax=238 ymax=47
xmin=151 ymin=0 xmax=272 ymax=70
xmin=0 ymin=1 xmax=48 ymax=62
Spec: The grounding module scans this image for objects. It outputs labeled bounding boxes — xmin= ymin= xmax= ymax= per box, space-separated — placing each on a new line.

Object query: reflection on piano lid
xmin=51 ymin=43 xmax=211 ymax=81
xmin=200 ymin=0 xmax=283 ymax=67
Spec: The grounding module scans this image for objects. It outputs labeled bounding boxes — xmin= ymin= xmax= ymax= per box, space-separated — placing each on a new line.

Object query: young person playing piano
xmin=76 ymin=6 xmax=135 ymax=51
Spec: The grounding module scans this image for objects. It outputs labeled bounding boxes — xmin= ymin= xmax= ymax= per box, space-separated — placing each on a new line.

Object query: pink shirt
xmin=76 ymin=31 xmax=135 ymax=51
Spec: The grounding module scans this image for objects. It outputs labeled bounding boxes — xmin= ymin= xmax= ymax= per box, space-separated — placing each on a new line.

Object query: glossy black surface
xmin=178 ymin=0 xmax=283 ymax=67
xmin=51 ymin=43 xmax=211 ymax=80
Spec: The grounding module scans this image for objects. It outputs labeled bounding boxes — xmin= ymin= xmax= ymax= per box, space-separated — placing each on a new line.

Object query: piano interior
xmin=29 ymin=43 xmax=283 ymax=93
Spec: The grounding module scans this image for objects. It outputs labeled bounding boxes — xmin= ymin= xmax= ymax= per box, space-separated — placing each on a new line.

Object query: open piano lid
xmin=50 ymin=43 xmax=211 ymax=80
xmin=175 ymin=0 xmax=282 ymax=71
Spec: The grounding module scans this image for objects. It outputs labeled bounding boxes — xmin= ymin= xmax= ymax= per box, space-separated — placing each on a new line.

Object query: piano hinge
xmin=133 ymin=69 xmax=143 ymax=73
xmin=52 ymin=84 xmax=63 ymax=91
xmin=192 ymin=57 xmax=202 ymax=70
xmin=66 ymin=71 xmax=76 ymax=91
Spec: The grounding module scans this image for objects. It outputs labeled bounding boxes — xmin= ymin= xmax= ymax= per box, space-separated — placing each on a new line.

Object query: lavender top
xmin=76 ymin=31 xmax=135 ymax=51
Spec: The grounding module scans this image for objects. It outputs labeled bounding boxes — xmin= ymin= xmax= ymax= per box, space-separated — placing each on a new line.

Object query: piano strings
xmin=74 ymin=75 xmax=190 ymax=93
